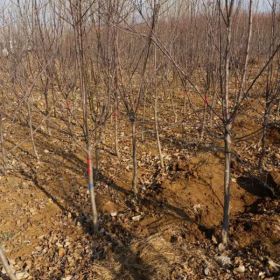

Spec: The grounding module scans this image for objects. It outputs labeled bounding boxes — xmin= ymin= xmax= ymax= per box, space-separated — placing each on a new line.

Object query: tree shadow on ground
xmin=8 ymin=121 xmax=214 ymax=279
xmin=237 ymin=176 xmax=274 ymax=197
xmin=96 ymin=170 xmax=214 ymax=238
xmin=11 ymin=145 xmax=156 ymax=279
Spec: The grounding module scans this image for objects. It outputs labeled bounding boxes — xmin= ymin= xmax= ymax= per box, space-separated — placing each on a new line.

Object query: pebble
xmin=61 ymin=276 xmax=72 ymax=280
xmin=234 ymin=264 xmax=245 ymax=273
xmin=58 ymin=248 xmax=66 ymax=258
xmin=110 ymin=212 xmax=118 ymax=217
xmin=216 ymin=255 xmax=232 ymax=267
xmin=204 ymin=267 xmax=209 ymax=276
xmin=211 ymin=235 xmax=218 ymax=244
xmin=218 ymin=243 xmax=225 ymax=252
xmin=132 ymin=215 xmax=142 ymax=221
xmin=29 ymin=208 xmax=36 ymax=215
xmin=268 ymin=259 xmax=280 ymax=272
xmin=15 ymin=271 xmax=29 ymax=279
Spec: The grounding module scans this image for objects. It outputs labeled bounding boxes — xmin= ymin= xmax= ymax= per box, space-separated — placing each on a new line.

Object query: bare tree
xmin=68 ymin=0 xmax=98 ymax=232
xmin=117 ymin=0 xmax=159 ymax=194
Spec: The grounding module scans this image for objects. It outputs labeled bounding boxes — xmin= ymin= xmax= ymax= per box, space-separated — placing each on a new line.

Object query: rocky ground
xmin=0 ymin=93 xmax=280 ymax=280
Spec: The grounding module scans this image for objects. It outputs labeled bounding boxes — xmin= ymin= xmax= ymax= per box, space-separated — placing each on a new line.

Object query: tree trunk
xmin=114 ymin=104 xmax=120 ymax=158
xmin=200 ymin=100 xmax=208 ymax=142
xmin=27 ymin=99 xmax=39 ymax=161
xmin=87 ymin=147 xmax=98 ymax=232
xmin=94 ymin=126 xmax=101 ymax=171
xmin=222 ymin=124 xmax=232 ymax=245
xmin=0 ymin=112 xmax=6 ymax=173
xmin=154 ymin=89 xmax=164 ymax=168
xmin=258 ymin=98 xmax=270 ymax=172
xmin=43 ymin=78 xmax=51 ymax=136
xmin=51 ymin=84 xmax=57 ymax=118
xmin=131 ymin=119 xmax=138 ymax=194
xmin=170 ymin=91 xmax=178 ymax=123
xmin=141 ymin=95 xmax=146 ymax=142
xmin=209 ymin=90 xmax=217 ymax=128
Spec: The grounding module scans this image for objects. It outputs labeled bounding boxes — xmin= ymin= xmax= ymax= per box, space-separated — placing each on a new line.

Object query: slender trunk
xmin=237 ymin=0 xmax=253 ymax=104
xmin=259 ymin=1 xmax=276 ymax=170
xmin=141 ymin=95 xmax=146 ymax=142
xmin=258 ymin=99 xmax=270 ymax=172
xmin=155 ymin=89 xmax=164 ymax=168
xmin=95 ymin=124 xmax=104 ymax=172
xmin=0 ymin=112 xmax=6 ymax=173
xmin=51 ymin=84 xmax=56 ymax=118
xmin=43 ymin=78 xmax=51 ymax=136
xmin=110 ymin=106 xmax=113 ymax=125
xmin=154 ymin=42 xmax=163 ymax=168
xmin=170 ymin=91 xmax=178 ymax=122
xmin=131 ymin=119 xmax=138 ymax=194
xmin=0 ymin=246 xmax=18 ymax=280
xmin=44 ymin=92 xmax=51 ymax=135
xmin=222 ymin=124 xmax=232 ymax=245
xmin=209 ymin=90 xmax=217 ymax=128
xmin=87 ymin=147 xmax=98 ymax=232
xmin=72 ymin=0 xmax=98 ymax=232
xmin=66 ymin=98 xmax=74 ymax=137
xmin=183 ymin=93 xmax=187 ymax=114
xmin=221 ymin=1 xmax=233 ymax=245
xmin=200 ymin=100 xmax=208 ymax=142
xmin=114 ymin=103 xmax=120 ymax=158
xmin=95 ymin=126 xmax=99 ymax=171
xmin=27 ymin=99 xmax=39 ymax=161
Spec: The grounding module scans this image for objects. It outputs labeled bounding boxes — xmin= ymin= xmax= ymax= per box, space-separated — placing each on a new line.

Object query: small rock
xmin=29 ymin=208 xmax=36 ymax=215
xmin=125 ymin=165 xmax=130 ymax=171
xmin=216 ymin=255 xmax=232 ymax=267
xmin=211 ymin=235 xmax=218 ymax=244
xmin=15 ymin=271 xmax=29 ymax=279
xmin=43 ymin=149 xmax=49 ymax=154
xmin=268 ymin=258 xmax=280 ymax=272
xmin=132 ymin=215 xmax=142 ymax=222
xmin=204 ymin=267 xmax=209 ymax=276
xmin=22 ymin=182 xmax=29 ymax=188
xmin=56 ymin=242 xmax=63 ymax=248
xmin=61 ymin=276 xmax=72 ymax=280
xmin=110 ymin=212 xmax=118 ymax=217
xmin=218 ymin=243 xmax=225 ymax=252
xmin=58 ymin=248 xmax=66 ymax=258
xmin=234 ymin=264 xmax=245 ymax=273
xmin=234 ymin=256 xmax=242 ymax=265
xmin=1 ymin=267 xmax=6 ymax=274
xmin=35 ymin=246 xmax=42 ymax=252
